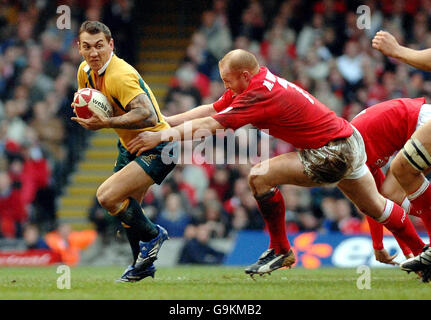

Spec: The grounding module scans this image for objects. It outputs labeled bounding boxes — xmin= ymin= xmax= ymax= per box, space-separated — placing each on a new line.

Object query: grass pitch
xmin=0 ymin=265 xmax=430 ymax=300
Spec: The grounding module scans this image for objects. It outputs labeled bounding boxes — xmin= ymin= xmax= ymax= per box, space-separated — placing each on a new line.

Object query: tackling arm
xmin=165 ymin=104 xmax=217 ymax=127
xmin=127 ymin=117 xmax=225 ymax=155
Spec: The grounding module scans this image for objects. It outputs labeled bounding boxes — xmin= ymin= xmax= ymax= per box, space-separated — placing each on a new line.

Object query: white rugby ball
xmin=73 ymin=88 xmax=113 ymax=119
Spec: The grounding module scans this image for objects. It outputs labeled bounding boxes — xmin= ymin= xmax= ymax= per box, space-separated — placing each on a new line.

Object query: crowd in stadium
xmin=0 ymin=0 xmax=133 ymax=238
xmin=0 ymin=0 xmax=429 ymax=256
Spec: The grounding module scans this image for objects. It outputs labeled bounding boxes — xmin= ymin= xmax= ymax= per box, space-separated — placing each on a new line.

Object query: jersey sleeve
xmin=77 ymin=62 xmax=87 ymax=90
xmin=212 ymin=104 xmax=264 ymax=130
xmin=212 ymin=87 xmax=268 ymax=130
xmin=213 ymin=90 xmax=234 ymax=113
xmin=108 ymin=71 xmax=145 ymax=109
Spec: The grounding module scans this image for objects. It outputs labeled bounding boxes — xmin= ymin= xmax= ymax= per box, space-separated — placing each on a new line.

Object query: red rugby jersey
xmin=351 ymin=97 xmax=425 ymax=173
xmin=212 ymin=67 xmax=353 ymax=149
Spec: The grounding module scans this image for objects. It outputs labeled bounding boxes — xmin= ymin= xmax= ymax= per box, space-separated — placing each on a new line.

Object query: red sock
xmin=419 ymin=214 xmax=431 ymax=240
xmin=366 ymin=216 xmax=384 ymax=251
xmin=367 ymin=215 xmax=412 ymax=256
xmin=409 ymin=179 xmax=431 ymax=215
xmin=380 ymin=200 xmax=425 ymax=255
xmin=409 ymin=179 xmax=431 ymax=239
xmin=255 ymin=188 xmax=291 ymax=254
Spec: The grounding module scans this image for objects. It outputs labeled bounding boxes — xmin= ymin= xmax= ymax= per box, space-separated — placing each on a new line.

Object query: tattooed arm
xmin=71 ymin=93 xmax=157 ymax=130
xmin=106 ymin=94 xmax=157 ymax=129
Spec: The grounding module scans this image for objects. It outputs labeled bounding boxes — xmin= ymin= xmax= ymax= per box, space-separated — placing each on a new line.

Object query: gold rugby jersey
xmin=77 ymin=54 xmax=170 ymax=151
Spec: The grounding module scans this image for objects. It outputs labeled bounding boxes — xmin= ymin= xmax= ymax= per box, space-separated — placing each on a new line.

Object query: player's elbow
xmin=146 ymin=113 xmax=157 ymax=127
xmin=140 ymin=109 xmax=157 ymax=128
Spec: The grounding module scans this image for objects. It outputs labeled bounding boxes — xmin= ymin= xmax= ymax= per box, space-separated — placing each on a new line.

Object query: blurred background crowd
xmin=0 ymin=0 xmax=429 ymax=264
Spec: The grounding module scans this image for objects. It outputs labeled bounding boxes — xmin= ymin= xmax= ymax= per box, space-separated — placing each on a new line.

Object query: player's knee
xmin=248 ymin=168 xmax=272 ymax=195
xmin=96 ymin=187 xmax=117 ymax=212
xmin=248 ymin=168 xmax=261 ymax=189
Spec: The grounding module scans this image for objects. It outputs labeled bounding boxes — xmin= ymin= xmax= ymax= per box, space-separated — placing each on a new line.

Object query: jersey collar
xmin=97 ymin=52 xmax=114 ymax=76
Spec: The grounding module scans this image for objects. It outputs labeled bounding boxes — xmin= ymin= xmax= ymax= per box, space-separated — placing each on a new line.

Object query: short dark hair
xmin=78 ymin=21 xmax=112 ymax=42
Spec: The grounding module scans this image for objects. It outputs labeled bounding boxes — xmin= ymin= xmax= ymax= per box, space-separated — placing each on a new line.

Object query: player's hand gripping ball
xmin=73 ymin=88 xmax=113 ymax=119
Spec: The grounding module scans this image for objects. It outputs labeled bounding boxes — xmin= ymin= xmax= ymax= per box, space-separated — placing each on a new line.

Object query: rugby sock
xmin=122 ymin=222 xmax=141 ymax=264
xmin=116 ymin=198 xmax=158 ymax=242
xmin=366 ymin=216 xmax=384 ymax=250
xmin=419 ymin=214 xmax=431 ymax=240
xmin=378 ymin=199 xmax=425 ymax=256
xmin=407 ymin=178 xmax=431 ymax=239
xmin=395 ymin=197 xmax=414 ymax=255
xmin=255 ymin=187 xmax=291 ymax=254
xmin=408 ymin=178 xmax=431 ymax=215
xmin=366 ymin=215 xmax=412 ymax=256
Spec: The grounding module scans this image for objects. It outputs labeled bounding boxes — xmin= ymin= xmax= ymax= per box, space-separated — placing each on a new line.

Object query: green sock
xmin=123 ymin=225 xmax=141 ymax=264
xmin=117 ymin=197 xmax=158 ymax=242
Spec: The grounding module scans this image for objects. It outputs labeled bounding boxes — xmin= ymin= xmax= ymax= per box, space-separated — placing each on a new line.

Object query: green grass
xmin=0 ymin=266 xmax=430 ymax=300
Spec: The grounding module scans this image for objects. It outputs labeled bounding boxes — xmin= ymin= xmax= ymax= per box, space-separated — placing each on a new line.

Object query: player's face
xmin=79 ymin=32 xmax=114 ymax=72
xmin=219 ymin=64 xmax=250 ymax=95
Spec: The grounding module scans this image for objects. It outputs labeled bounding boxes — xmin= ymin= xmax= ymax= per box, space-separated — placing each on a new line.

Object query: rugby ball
xmin=73 ymin=88 xmax=113 ymax=119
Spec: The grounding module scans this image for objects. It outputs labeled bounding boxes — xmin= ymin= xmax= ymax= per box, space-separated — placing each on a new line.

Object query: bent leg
xmin=97 ymin=161 xmax=154 ymax=212
xmin=391 ymin=121 xmax=431 ymax=194
xmin=338 ymin=171 xmax=424 ymax=255
xmin=337 ymin=170 xmax=385 ymax=219
xmin=391 ymin=124 xmax=431 ymax=239
xmin=248 ymin=152 xmax=319 ymax=196
xmin=380 ymin=168 xmax=408 ymax=207
xmin=248 ymin=152 xmax=318 ymax=254
xmin=97 ymin=161 xmax=158 ymax=243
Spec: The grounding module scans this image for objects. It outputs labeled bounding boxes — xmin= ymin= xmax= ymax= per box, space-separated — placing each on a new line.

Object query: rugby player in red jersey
xmin=351 ymin=98 xmax=431 ymax=266
xmin=373 ymin=31 xmax=431 ymax=280
xmin=127 ymin=49 xmax=426 ymax=277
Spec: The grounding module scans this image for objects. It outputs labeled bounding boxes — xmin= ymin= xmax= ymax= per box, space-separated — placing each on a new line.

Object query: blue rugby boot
xmin=116 ymin=264 xmax=156 ymax=282
xmin=134 ymin=225 xmax=169 ymax=271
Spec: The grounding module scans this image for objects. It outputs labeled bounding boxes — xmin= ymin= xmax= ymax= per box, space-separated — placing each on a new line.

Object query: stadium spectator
xmin=29 ymin=100 xmax=65 ymax=165
xmin=154 ymin=193 xmax=191 ymax=237
xmin=23 ymin=223 xmax=50 ymax=250
xmin=199 ymin=10 xmax=232 ymax=61
xmin=237 ymin=0 xmax=265 ymax=43
xmin=178 ymin=223 xmax=225 ymax=264
xmin=209 ymin=166 xmax=231 ymax=202
xmin=102 ymin=0 xmax=136 ymax=64
xmin=0 ymin=170 xmax=25 ymax=238
xmin=45 ymin=223 xmax=97 ymax=266
xmin=165 ymin=62 xmax=204 ymax=108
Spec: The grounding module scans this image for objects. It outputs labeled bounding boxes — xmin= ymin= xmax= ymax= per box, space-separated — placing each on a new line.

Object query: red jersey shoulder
xmin=213 ymin=89 xmax=235 ymax=113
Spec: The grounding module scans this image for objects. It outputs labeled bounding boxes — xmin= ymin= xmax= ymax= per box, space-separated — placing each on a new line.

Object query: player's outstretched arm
xmin=127 ymin=116 xmax=224 ymax=156
xmin=164 ymin=104 xmax=216 ymax=127
xmin=372 ymin=30 xmax=431 ymax=71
